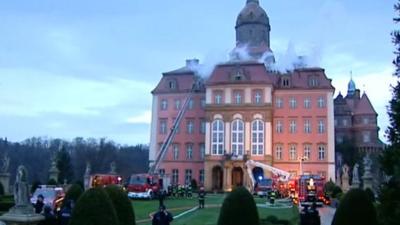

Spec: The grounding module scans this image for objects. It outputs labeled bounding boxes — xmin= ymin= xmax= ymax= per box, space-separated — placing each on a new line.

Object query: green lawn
xmin=133 ymin=194 xmax=299 ymax=225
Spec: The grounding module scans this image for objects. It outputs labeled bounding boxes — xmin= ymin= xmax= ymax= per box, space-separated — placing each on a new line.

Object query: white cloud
xmin=0 ymin=68 xmax=153 ymax=117
xmin=126 ymin=110 xmax=152 ymax=124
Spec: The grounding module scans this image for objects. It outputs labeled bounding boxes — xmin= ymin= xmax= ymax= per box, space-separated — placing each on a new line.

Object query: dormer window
xmin=308 ymin=76 xmax=319 ymax=87
xmin=282 ymin=77 xmax=290 ymax=87
xmin=169 ymin=80 xmax=177 ymax=90
xmin=235 ymin=73 xmax=243 ymax=81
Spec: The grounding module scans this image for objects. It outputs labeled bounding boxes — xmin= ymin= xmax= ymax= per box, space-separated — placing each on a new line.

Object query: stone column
xmin=48 ymin=159 xmax=59 ymax=183
xmin=83 ymin=162 xmax=91 ymax=190
xmin=362 ymin=155 xmax=373 ymax=190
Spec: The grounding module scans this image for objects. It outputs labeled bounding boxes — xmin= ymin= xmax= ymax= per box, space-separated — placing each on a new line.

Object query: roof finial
xmin=247 ymin=0 xmax=260 ymax=4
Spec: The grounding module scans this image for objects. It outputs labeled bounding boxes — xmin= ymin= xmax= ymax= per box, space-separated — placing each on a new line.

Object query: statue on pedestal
xmin=341 ymin=164 xmax=350 ymax=191
xmin=14 ymin=166 xmax=30 ymax=207
xmin=1 ymin=154 xmax=10 ymax=173
xmin=110 ymin=161 xmax=117 ymax=174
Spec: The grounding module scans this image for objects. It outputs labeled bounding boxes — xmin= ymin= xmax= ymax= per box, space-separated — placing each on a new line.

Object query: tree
xmin=69 ymin=188 xmax=119 ymax=225
xmin=56 ymin=147 xmax=74 ymax=184
xmin=63 ymin=183 xmax=84 ymax=206
xmin=336 ymin=139 xmax=361 ymax=167
xmin=331 ymin=189 xmax=378 ymax=225
xmin=378 ymin=2 xmax=400 ymax=225
xmin=217 ymin=187 xmax=260 ymax=225
xmin=105 ymin=185 xmax=136 ymax=225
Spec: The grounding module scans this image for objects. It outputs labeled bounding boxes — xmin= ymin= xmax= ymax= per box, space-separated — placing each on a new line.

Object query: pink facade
xmin=149 ymin=0 xmax=336 ymax=191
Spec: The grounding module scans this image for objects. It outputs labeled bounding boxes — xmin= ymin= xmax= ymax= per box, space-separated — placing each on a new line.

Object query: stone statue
xmin=85 ymin=162 xmax=91 ymax=176
xmin=1 ymin=154 xmax=10 ymax=173
xmin=352 ymin=163 xmax=360 ymax=183
xmin=363 ymin=155 xmax=372 ymax=170
xmin=14 ymin=165 xmax=29 ymax=206
xmin=341 ymin=164 xmax=350 ymax=191
xmin=110 ymin=161 xmax=117 ymax=174
xmin=342 ymin=164 xmax=349 ymax=178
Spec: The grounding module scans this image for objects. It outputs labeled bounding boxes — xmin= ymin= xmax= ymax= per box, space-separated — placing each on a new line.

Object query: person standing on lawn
xmin=198 ymin=186 xmax=206 ymax=209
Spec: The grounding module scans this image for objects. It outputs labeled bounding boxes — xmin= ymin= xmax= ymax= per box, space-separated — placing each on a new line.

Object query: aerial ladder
xmin=245 ymin=160 xmax=291 ymax=193
xmin=149 ymin=77 xmax=203 ymax=175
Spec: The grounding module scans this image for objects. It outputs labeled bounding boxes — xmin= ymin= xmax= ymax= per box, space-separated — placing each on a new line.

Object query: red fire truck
xmin=89 ymin=174 xmax=123 ymax=188
xmin=290 ymin=175 xmax=328 ymax=206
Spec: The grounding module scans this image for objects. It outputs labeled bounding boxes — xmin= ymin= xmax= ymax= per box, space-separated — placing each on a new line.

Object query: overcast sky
xmin=0 ymin=0 xmax=397 ymax=145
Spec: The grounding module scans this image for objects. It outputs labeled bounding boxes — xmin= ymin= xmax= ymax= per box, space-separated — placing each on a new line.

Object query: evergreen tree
xmin=56 ymin=147 xmax=74 ymax=184
xmin=217 ymin=187 xmax=260 ymax=225
xmin=69 ymin=188 xmax=119 ymax=225
xmin=331 ymin=189 xmax=378 ymax=225
xmin=378 ymin=2 xmax=400 ymax=225
xmin=105 ymin=185 xmax=136 ymax=225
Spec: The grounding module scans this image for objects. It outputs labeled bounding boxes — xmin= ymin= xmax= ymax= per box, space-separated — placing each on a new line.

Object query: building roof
xmin=236 ymin=0 xmax=269 ymax=27
xmin=353 ymin=93 xmax=377 ymax=115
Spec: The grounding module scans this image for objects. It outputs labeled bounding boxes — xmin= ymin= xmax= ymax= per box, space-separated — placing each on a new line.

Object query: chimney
xmin=186 ymin=59 xmax=199 ymax=67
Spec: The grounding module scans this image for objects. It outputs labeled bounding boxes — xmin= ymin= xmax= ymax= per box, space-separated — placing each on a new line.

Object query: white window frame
xmin=172 ymin=169 xmax=179 ymax=184
xmin=160 ymin=120 xmax=167 ymax=134
xmin=251 ymin=120 xmax=264 ymax=155
xmin=276 ymin=97 xmax=283 ymax=108
xmin=276 ymin=120 xmax=283 ymax=133
xmin=200 ymin=119 xmax=206 ymax=134
xmin=304 ymin=97 xmax=311 ymax=109
xmin=186 ymin=144 xmax=193 ymax=160
xmin=255 ymin=91 xmax=262 ymax=104
xmin=234 ymin=92 xmax=242 ymax=104
xmin=304 ymin=144 xmax=311 ymax=160
xmin=318 ymin=145 xmax=326 ymax=160
xmin=215 ymin=94 xmax=222 ymax=104
xmin=231 ymin=119 xmax=244 ymax=156
xmin=317 ymin=96 xmax=326 ymax=108
xmin=187 ymin=120 xmax=194 ymax=134
xmin=318 ymin=120 xmax=325 ymax=134
xmin=275 ymin=144 xmax=282 ymax=160
xmin=289 ymin=120 xmax=297 ymax=133
xmin=212 ymin=120 xmax=224 ymax=155
xmin=289 ymin=97 xmax=297 ymax=109
xmin=200 ymin=143 xmax=205 ymax=160
xmin=363 ymin=131 xmax=371 ymax=143
xmin=304 ymin=120 xmax=311 ymax=133
xmin=199 ymin=169 xmax=205 ymax=184
xmin=289 ymin=144 xmax=297 ymax=160
xmin=188 ymin=98 xmax=194 ymax=109
xmin=161 ymin=99 xmax=168 ymax=110
xmin=173 ymin=144 xmax=179 ymax=160
xmin=185 ymin=169 xmax=192 ymax=185
xmin=175 ymin=99 xmax=181 ymax=110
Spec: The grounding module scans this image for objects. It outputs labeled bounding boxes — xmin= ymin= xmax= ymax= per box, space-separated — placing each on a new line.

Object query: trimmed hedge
xmin=105 ymin=185 xmax=136 ymax=225
xmin=260 ymin=216 xmax=290 ymax=225
xmin=63 ymin=183 xmax=84 ymax=207
xmin=69 ymin=188 xmax=119 ymax=225
xmin=218 ymin=186 xmax=259 ymax=225
xmin=331 ymin=188 xmax=378 ymax=225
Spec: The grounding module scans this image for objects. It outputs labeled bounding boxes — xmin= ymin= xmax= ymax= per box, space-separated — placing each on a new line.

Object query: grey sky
xmin=0 ymin=0 xmax=397 ymax=145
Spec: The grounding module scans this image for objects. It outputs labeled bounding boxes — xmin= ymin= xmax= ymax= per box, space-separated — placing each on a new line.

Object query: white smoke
xmin=230 ymin=44 xmax=253 ymax=61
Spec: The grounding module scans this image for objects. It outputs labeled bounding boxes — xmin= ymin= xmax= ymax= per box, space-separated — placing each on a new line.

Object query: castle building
xmin=149 ymin=0 xmax=336 ymax=191
xmin=334 ymin=79 xmax=384 ymax=153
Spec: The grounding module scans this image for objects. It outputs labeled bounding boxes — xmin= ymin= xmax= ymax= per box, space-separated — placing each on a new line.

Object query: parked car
xmin=30 ymin=186 xmax=65 ymax=212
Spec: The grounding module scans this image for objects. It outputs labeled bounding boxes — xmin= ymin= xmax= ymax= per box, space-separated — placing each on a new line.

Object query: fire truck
xmin=127 ymin=78 xmax=202 ymax=199
xmin=89 ymin=174 xmax=123 ymax=188
xmin=290 ymin=174 xmax=327 ymax=206
xmin=245 ymin=160 xmax=291 ymax=197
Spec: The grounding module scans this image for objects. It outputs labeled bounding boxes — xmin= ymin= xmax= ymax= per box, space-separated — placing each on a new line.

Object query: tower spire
xmin=247 ymin=0 xmax=260 ymax=4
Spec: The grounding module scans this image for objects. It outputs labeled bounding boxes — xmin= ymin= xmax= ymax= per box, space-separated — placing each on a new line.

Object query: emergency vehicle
xmin=89 ymin=174 xmax=123 ymax=188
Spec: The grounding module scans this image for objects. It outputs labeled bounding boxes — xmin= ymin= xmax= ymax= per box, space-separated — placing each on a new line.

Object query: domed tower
xmin=347 ymin=78 xmax=356 ymax=96
xmin=234 ymin=0 xmax=273 ymax=60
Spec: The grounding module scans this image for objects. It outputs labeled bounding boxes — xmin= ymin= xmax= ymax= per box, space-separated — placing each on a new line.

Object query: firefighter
xmin=198 ymin=187 xmax=206 ymax=209
xmin=187 ymin=184 xmax=193 ymax=198
xmin=269 ymin=190 xmax=276 ymax=204
xmin=178 ymin=185 xmax=184 ymax=198
xmin=172 ymin=185 xmax=178 ymax=198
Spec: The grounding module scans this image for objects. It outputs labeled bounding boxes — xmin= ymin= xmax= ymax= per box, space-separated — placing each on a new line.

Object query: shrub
xmin=63 ymin=183 xmax=84 ymax=206
xmin=47 ymin=179 xmax=57 ymax=185
xmin=0 ymin=182 xmax=4 ymax=196
xmin=323 ymin=179 xmax=336 ymax=196
xmin=332 ymin=186 xmax=342 ymax=198
xmin=260 ymin=216 xmax=290 ymax=225
xmin=217 ymin=186 xmax=259 ymax=225
xmin=331 ymin=188 xmax=378 ymax=225
xmin=69 ymin=188 xmax=119 ymax=225
xmin=105 ymin=185 xmax=135 ymax=225
xmin=365 ymin=188 xmax=375 ymax=203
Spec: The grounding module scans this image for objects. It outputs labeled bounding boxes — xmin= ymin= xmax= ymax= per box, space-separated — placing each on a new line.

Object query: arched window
xmin=251 ymin=120 xmax=264 ymax=155
xmin=212 ymin=120 xmax=224 ymax=155
xmin=231 ymin=120 xmax=244 ymax=156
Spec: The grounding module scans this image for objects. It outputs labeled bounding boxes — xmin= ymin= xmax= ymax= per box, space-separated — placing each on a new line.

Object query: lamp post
xmin=298 ymin=156 xmax=308 ymax=175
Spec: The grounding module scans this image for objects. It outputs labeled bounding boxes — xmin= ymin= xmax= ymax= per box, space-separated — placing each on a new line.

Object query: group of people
xmin=152 ymin=186 xmax=206 ymax=225
xmin=168 ymin=184 xmax=193 ymax=198
xmin=33 ymin=194 xmax=74 ymax=225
